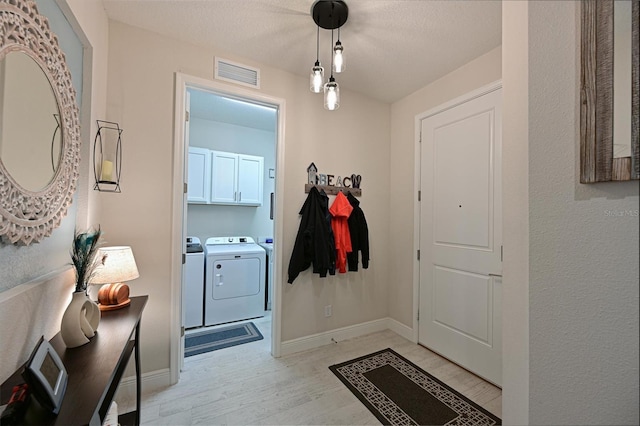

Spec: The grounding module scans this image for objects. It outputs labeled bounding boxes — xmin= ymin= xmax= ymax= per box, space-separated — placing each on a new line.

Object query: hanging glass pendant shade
xmin=310 ymin=25 xmax=324 ymax=93
xmin=333 ymin=28 xmax=345 ymax=73
xmin=333 ymin=41 xmax=344 ymax=73
xmin=310 ymin=61 xmax=324 ymax=93
xmin=324 ymin=76 xmax=340 ymax=110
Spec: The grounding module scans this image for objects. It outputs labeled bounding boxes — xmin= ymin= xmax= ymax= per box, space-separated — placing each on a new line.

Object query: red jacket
xmin=329 ymin=192 xmax=353 ymax=273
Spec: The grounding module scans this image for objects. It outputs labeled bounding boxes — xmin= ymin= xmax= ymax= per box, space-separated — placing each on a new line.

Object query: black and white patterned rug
xmin=329 ymin=348 xmax=501 ymax=425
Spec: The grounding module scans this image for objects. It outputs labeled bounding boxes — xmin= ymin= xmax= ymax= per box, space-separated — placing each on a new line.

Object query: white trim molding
xmin=115 ymin=368 xmax=171 ymax=405
xmin=280 ymin=317 xmax=415 ymax=356
xmin=170 ymin=72 xmax=286 ymax=384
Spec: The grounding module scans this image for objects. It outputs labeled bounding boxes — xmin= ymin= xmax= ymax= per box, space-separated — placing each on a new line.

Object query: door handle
xmin=238 ymin=192 xmax=242 ymax=202
xmin=270 ymin=192 xmax=274 ymax=220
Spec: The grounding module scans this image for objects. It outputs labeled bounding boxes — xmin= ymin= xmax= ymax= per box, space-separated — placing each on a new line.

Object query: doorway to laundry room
xmin=172 ymin=73 xmax=284 ymax=377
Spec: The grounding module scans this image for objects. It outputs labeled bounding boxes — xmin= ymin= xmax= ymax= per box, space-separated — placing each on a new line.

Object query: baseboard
xmin=114 ymin=368 xmax=171 ymax=406
xmin=280 ymin=317 xmax=414 ymax=357
xmin=387 ymin=317 xmax=416 ymax=342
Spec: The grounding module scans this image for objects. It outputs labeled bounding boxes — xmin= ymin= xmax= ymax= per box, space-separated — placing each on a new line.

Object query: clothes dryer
xmin=204 ymin=236 xmax=265 ymax=326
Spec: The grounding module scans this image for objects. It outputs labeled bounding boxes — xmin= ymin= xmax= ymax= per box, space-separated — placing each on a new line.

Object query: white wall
xmin=504 ymin=1 xmax=640 ymax=424
xmin=64 ymin=0 xmax=110 ymax=231
xmin=388 ymin=47 xmax=502 ymax=328
xmin=0 ymin=269 xmax=76 ymax=381
xmin=102 ymin=20 xmax=390 ymax=373
xmin=187 ymin=117 xmax=275 ymax=242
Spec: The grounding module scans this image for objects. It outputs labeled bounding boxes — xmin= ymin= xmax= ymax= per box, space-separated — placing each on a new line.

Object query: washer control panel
xmin=206 ymin=236 xmax=255 ymax=245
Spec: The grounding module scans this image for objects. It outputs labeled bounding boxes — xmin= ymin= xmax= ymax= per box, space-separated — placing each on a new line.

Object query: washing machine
xmin=184 ymin=237 xmax=204 ymax=329
xmin=204 ymin=236 xmax=265 ymax=326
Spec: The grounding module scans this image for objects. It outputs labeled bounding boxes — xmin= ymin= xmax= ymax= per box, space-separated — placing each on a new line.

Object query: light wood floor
xmin=136 ymin=315 xmax=501 ymax=425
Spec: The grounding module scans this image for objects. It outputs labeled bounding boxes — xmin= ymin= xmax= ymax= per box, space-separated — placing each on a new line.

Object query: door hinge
xmin=184 ymin=182 xmax=188 ymax=194
xmin=501 ymin=245 xmax=503 ymax=262
xmin=185 ymin=110 xmax=190 ymax=122
xmin=181 ymin=326 xmax=185 ymax=337
xmin=417 ymin=249 xmax=420 ymax=261
xmin=182 ymin=253 xmax=186 ymax=265
xmin=417 ymin=310 xmax=420 ymax=321
xmin=418 ymin=190 xmax=421 ymax=201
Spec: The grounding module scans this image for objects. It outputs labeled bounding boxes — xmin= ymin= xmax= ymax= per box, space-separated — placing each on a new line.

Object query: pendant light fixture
xmin=333 ymin=27 xmax=345 ymax=73
xmin=310 ymin=0 xmax=348 ymax=110
xmin=310 ymin=25 xmax=324 ymax=93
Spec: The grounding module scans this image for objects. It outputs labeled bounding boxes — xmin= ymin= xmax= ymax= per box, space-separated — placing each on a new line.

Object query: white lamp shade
xmin=90 ymin=246 xmax=140 ymax=284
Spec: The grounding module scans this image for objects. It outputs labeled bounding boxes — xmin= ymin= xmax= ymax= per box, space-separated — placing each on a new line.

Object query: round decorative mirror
xmin=0 ymin=0 xmax=81 ymax=245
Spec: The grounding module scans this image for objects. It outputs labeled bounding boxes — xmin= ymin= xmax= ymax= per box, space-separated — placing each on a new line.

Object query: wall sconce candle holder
xmin=93 ymin=120 xmax=123 ymax=193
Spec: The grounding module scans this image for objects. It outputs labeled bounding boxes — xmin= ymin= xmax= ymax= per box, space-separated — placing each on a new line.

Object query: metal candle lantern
xmin=93 ymin=120 xmax=123 ymax=193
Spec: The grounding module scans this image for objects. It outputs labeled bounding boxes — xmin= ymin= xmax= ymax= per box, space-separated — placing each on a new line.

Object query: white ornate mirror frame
xmin=0 ymin=0 xmax=81 ymax=245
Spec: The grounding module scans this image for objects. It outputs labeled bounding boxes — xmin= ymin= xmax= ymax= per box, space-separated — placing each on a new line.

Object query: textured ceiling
xmin=101 ymin=0 xmax=502 ymax=104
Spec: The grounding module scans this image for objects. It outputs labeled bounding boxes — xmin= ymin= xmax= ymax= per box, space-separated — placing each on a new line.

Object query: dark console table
xmin=1 ymin=295 xmax=148 ymax=426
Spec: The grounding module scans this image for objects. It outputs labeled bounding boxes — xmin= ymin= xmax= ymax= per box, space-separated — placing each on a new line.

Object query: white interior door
xmin=418 ymin=86 xmax=502 ymax=386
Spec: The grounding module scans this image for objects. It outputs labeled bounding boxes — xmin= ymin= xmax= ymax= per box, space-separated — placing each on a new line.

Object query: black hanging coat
xmin=287 ymin=187 xmax=336 ymax=283
xmin=346 ymin=192 xmax=370 ymax=271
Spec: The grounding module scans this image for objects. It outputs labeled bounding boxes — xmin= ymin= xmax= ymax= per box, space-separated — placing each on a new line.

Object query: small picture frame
xmin=22 ymin=336 xmax=68 ymax=414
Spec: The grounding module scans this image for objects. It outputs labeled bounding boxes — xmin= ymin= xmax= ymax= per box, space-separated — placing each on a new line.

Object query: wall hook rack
xmin=305 ymin=184 xmax=361 ymax=197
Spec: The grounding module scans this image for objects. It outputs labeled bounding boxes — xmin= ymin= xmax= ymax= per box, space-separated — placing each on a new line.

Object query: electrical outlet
xmin=324 ymin=305 xmax=332 ymax=317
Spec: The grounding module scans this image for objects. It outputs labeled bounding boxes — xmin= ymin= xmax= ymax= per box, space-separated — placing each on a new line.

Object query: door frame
xmin=412 ymin=80 xmax=503 ymax=343
xmin=170 ymin=72 xmax=286 ymax=384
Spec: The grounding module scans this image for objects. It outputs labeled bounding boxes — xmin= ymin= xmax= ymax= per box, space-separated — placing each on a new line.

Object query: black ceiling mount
xmin=311 ymin=0 xmax=348 ymax=30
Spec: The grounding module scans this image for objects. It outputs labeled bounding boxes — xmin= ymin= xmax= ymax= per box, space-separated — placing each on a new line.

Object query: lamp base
xmin=97 ymin=282 xmax=131 ymax=311
xmin=98 ymin=298 xmax=131 ymax=311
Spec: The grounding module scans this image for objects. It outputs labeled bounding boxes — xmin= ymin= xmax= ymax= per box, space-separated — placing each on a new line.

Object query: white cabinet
xmin=209 ymin=150 xmax=264 ymax=206
xmin=187 ymin=147 xmax=211 ymax=203
xmin=210 ymin=151 xmax=238 ymax=204
xmin=236 ymin=154 xmax=264 ymax=205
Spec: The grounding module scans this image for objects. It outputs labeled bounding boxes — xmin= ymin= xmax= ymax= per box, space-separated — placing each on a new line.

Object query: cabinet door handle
xmin=233 ymin=192 xmax=237 ymax=201
xmin=239 ymin=192 xmax=242 ymax=202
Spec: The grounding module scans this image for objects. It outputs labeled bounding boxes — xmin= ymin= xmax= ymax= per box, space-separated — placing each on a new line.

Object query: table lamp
xmin=89 ymin=246 xmax=139 ymax=311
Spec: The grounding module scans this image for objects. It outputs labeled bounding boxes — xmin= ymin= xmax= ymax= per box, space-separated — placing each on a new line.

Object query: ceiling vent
xmin=214 ymin=58 xmax=260 ymax=89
